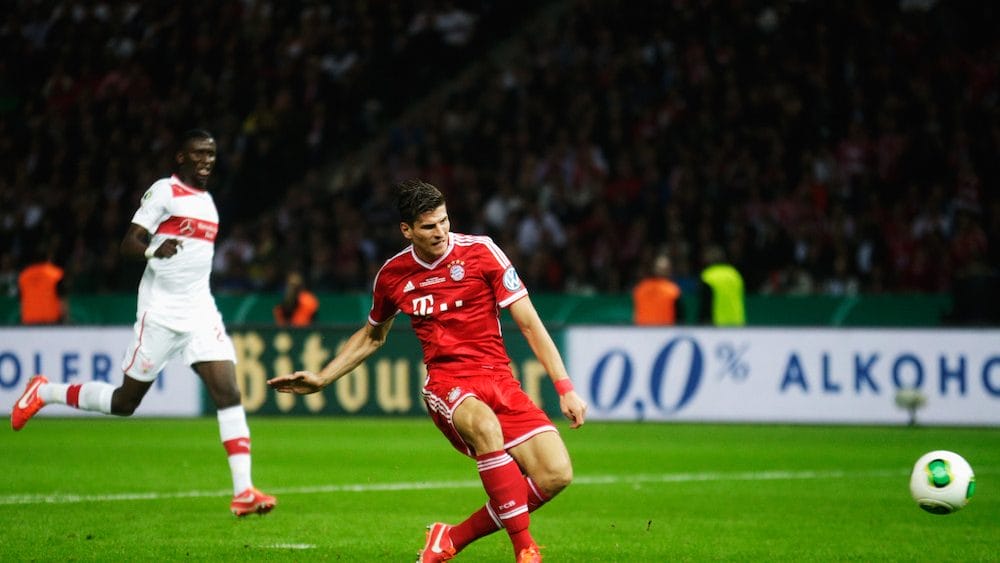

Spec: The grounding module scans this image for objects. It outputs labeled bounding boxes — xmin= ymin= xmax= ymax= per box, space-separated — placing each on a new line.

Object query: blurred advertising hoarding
xmin=4 ymin=326 xmax=997 ymax=425
xmin=0 ymin=327 xmax=200 ymax=417
xmin=567 ymin=327 xmax=1000 ymax=425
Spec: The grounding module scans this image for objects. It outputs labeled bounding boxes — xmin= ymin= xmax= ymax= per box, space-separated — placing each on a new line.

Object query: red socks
xmin=451 ymin=475 xmax=550 ymax=550
xmin=465 ymin=451 xmax=538 ymax=554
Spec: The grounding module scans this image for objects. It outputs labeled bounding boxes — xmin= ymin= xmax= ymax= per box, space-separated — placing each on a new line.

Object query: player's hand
xmin=267 ymin=370 xmax=325 ymax=394
xmin=560 ymin=390 xmax=587 ymax=429
xmin=154 ymin=238 xmax=183 ymax=258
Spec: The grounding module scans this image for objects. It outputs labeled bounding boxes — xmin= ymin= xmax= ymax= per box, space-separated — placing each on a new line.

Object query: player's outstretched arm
xmin=267 ymin=319 xmax=394 ymax=394
xmin=508 ymin=296 xmax=587 ymax=428
xmin=264 ymin=370 xmax=326 ymax=394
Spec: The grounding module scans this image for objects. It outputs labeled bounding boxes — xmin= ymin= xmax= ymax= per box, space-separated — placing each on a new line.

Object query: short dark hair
xmin=395 ymin=179 xmax=445 ymax=224
xmin=179 ymin=128 xmax=214 ymax=150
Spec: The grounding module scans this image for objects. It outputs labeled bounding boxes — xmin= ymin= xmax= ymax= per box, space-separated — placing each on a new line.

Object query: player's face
xmin=402 ymin=204 xmax=450 ymax=263
xmin=176 ymin=137 xmax=217 ymax=189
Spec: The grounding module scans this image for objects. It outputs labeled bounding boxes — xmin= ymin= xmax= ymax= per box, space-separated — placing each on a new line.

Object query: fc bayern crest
xmin=449 ymin=263 xmax=465 ymax=281
xmin=447 ymin=387 xmax=462 ymax=403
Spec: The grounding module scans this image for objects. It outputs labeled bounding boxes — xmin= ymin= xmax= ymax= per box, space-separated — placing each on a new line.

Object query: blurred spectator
xmin=18 ymin=245 xmax=67 ymax=324
xmin=632 ymin=252 xmax=683 ymax=325
xmin=698 ymin=245 xmax=745 ymax=327
xmin=273 ymin=271 xmax=319 ymax=327
xmin=515 ymin=200 xmax=567 ymax=256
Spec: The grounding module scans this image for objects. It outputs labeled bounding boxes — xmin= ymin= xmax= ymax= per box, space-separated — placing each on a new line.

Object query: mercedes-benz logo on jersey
xmin=503 ymin=266 xmax=522 ymax=291
xmin=179 ymin=218 xmax=196 ymax=236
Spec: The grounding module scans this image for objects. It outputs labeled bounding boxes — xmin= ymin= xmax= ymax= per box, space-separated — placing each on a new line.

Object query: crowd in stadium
xmin=1 ymin=0 xmax=997 ymax=300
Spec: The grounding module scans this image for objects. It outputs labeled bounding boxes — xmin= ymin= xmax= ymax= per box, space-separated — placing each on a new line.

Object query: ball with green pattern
xmin=909 ymin=450 xmax=976 ymax=514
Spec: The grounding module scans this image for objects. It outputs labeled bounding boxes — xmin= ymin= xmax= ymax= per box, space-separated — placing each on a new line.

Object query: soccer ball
xmin=909 ymin=450 xmax=976 ymax=514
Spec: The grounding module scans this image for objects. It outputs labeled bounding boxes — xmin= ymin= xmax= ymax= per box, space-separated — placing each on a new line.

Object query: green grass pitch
xmin=1 ymin=417 xmax=997 ymax=561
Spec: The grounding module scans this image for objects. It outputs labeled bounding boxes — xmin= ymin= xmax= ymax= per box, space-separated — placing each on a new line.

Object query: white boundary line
xmin=0 ymin=468 xmax=910 ymax=506
xmin=261 ymin=543 xmax=316 ymax=550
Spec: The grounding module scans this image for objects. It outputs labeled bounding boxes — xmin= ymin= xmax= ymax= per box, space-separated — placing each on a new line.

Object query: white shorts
xmin=121 ymin=311 xmax=237 ymax=382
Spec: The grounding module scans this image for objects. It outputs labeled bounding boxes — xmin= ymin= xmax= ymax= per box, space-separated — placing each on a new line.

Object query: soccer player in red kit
xmin=267 ymin=179 xmax=587 ymax=562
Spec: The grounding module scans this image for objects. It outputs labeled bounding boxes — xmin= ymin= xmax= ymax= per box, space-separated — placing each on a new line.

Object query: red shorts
xmin=422 ymin=369 xmax=557 ymax=458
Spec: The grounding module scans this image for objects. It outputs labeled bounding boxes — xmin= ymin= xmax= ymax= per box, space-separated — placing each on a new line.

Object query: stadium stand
xmin=1 ymin=1 xmax=997 ymax=317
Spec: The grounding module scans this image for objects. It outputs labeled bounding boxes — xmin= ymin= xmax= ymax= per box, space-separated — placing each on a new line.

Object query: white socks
xmin=38 ymin=382 xmax=114 ymax=414
xmin=217 ymin=405 xmax=253 ymax=495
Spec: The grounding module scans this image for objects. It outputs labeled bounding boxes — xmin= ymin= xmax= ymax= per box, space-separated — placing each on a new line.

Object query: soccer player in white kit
xmin=11 ymin=129 xmax=276 ymax=517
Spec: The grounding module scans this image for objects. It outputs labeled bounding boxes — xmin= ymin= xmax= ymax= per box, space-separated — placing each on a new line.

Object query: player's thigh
xmin=183 ymin=313 xmax=237 ymax=367
xmin=452 ymin=397 xmax=505 ymax=453
xmin=185 ymin=316 xmax=240 ymax=407
xmin=121 ymin=314 xmax=187 ymax=382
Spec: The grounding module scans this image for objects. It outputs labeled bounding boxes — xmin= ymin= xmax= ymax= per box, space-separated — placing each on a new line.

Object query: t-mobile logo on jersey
xmin=410 ymin=295 xmax=464 ymax=316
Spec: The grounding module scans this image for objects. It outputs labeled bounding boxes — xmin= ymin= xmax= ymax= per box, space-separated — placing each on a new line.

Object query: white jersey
xmin=130 ymin=174 xmax=221 ymax=331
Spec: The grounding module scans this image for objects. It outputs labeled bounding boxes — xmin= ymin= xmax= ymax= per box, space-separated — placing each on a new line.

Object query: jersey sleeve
xmin=481 ymin=237 xmax=529 ymax=309
xmin=131 ymin=180 xmax=171 ymax=232
xmin=367 ymin=264 xmax=400 ymax=325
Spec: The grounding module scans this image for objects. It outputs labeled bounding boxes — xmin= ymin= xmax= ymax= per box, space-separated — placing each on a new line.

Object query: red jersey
xmin=369 ymin=232 xmax=528 ymax=377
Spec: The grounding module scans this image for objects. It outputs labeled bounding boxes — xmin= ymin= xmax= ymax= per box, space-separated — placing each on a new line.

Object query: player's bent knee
xmin=537 ymin=461 xmax=574 ymax=495
xmin=462 ymin=418 xmax=504 ymax=452
xmin=551 ymin=463 xmax=574 ymax=492
xmin=474 ymin=417 xmax=503 ymax=438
